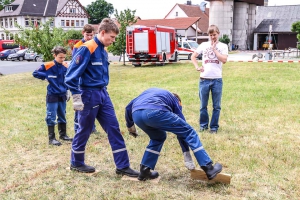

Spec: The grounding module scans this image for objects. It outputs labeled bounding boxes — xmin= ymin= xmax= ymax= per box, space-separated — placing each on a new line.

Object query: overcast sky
xmin=80 ymin=0 xmax=300 ymax=19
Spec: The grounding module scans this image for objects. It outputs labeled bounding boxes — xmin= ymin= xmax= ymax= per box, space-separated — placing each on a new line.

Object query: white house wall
xmin=165 ymin=5 xmax=188 ymax=19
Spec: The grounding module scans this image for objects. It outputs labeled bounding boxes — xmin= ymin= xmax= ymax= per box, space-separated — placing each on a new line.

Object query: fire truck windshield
xmin=189 ymin=41 xmax=199 ymax=49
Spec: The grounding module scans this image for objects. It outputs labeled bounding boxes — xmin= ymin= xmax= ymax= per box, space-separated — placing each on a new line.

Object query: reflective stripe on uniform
xmin=146 ymin=148 xmax=160 ymax=155
xmin=112 ymin=148 xmax=127 ymax=154
xmin=193 ymin=146 xmax=204 ymax=153
xmin=72 ymin=148 xmax=85 ymax=154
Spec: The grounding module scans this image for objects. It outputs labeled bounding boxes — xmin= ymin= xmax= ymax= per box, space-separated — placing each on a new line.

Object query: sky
xmin=80 ymin=0 xmax=300 ymax=20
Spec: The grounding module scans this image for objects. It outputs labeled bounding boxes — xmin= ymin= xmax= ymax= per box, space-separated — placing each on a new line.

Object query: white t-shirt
xmin=196 ymin=41 xmax=228 ymax=79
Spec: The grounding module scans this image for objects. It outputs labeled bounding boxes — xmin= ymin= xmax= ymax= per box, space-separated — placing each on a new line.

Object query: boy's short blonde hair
xmin=207 ymin=25 xmax=220 ymax=34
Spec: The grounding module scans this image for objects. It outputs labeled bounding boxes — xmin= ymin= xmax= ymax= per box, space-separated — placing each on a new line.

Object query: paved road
xmin=1 ymin=51 xmax=298 ymax=75
xmin=0 ymin=60 xmax=42 ymax=75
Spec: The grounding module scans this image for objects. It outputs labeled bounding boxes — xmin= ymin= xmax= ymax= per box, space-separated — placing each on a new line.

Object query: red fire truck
xmin=0 ymin=40 xmax=20 ymax=52
xmin=126 ymin=25 xmax=178 ymax=67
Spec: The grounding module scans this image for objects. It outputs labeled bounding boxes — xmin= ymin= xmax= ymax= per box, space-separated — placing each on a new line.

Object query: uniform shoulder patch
xmin=75 ymin=55 xmax=82 ymax=65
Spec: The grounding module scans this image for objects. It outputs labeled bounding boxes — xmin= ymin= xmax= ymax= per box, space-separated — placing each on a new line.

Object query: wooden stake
xmin=190 ymin=169 xmax=231 ymax=184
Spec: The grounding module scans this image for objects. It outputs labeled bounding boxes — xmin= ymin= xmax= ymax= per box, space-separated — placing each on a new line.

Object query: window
xmin=10 ymin=18 xmax=13 ymax=28
xmin=176 ymin=12 xmax=178 ymax=17
xmin=70 ymin=8 xmax=76 ymax=13
xmin=76 ymin=20 xmax=79 ymax=27
xmin=0 ymin=18 xmax=3 ymax=27
xmin=61 ymin=20 xmax=65 ymax=27
xmin=5 ymin=18 xmax=8 ymax=28
xmin=25 ymin=18 xmax=29 ymax=26
xmin=71 ymin=20 xmax=74 ymax=27
xmin=1 ymin=34 xmax=4 ymax=40
xmin=81 ymin=20 xmax=84 ymax=27
xmin=66 ymin=20 xmax=70 ymax=27
xmin=5 ymin=6 xmax=13 ymax=12
xmin=14 ymin=18 xmax=17 ymax=26
xmin=50 ymin=21 xmax=54 ymax=27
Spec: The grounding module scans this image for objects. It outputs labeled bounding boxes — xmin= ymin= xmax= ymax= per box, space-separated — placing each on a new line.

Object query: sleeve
xmin=32 ymin=64 xmax=47 ymax=80
xmin=125 ymin=100 xmax=135 ymax=128
xmin=65 ymin=46 xmax=91 ymax=95
xmin=195 ymin=42 xmax=204 ymax=55
xmin=72 ymin=47 xmax=78 ymax=58
xmin=221 ymin=43 xmax=229 ymax=55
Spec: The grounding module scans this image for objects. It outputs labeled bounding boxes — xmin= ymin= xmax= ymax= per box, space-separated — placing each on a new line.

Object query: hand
xmin=211 ymin=40 xmax=218 ymax=51
xmin=66 ymin=90 xmax=71 ymax=102
xmin=128 ymin=125 xmax=138 ymax=138
xmin=196 ymin=66 xmax=204 ymax=72
xmin=184 ymin=151 xmax=195 ymax=170
xmin=72 ymin=94 xmax=84 ymax=111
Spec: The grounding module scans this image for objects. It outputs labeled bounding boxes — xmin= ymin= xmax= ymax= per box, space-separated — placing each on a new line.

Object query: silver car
xmin=7 ymin=49 xmax=28 ymax=61
xmin=24 ymin=50 xmax=43 ymax=62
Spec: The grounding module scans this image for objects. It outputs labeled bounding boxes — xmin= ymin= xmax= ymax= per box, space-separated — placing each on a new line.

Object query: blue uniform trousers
xmin=71 ymin=88 xmax=129 ymax=169
xmin=132 ymin=109 xmax=212 ymax=170
xmin=74 ymin=111 xmax=96 ymax=133
xmin=45 ymin=101 xmax=67 ymax=126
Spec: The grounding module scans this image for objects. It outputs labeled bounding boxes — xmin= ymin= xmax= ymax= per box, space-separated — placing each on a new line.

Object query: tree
xmin=85 ymin=0 xmax=114 ymax=24
xmin=0 ymin=0 xmax=13 ymax=11
xmin=108 ymin=9 xmax=137 ymax=66
xmin=291 ymin=21 xmax=300 ymax=49
xmin=219 ymin=34 xmax=230 ymax=45
xmin=12 ymin=18 xmax=69 ymax=61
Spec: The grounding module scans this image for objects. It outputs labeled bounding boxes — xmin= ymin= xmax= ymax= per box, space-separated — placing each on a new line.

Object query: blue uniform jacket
xmin=32 ymin=60 xmax=68 ymax=96
xmin=72 ymin=38 xmax=85 ymax=57
xmin=65 ymin=36 xmax=109 ymax=95
xmin=125 ymin=88 xmax=186 ymax=128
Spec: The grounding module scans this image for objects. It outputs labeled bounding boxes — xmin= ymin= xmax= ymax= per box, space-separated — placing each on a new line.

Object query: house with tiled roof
xmin=164 ymin=1 xmax=209 ymax=43
xmin=0 ymin=0 xmax=89 ymax=40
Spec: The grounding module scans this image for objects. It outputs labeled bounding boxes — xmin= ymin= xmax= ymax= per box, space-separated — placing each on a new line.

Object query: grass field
xmin=0 ymin=62 xmax=300 ymax=199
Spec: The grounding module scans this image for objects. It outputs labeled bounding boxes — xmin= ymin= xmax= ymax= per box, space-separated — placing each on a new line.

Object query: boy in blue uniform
xmin=33 ymin=46 xmax=73 ymax=146
xmin=125 ymin=88 xmax=223 ymax=181
xmin=71 ymin=24 xmax=98 ymax=135
xmin=65 ymin=18 xmax=139 ymax=176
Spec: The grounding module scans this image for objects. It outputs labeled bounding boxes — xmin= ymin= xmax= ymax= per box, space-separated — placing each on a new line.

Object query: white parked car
xmin=24 ymin=50 xmax=43 ymax=62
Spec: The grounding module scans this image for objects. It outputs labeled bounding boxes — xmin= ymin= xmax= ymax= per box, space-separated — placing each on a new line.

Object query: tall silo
xmin=208 ymin=0 xmax=234 ymax=48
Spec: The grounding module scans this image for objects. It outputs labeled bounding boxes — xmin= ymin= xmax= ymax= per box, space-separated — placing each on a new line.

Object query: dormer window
xmin=70 ymin=8 xmax=76 ymax=13
xmin=5 ymin=6 xmax=13 ymax=12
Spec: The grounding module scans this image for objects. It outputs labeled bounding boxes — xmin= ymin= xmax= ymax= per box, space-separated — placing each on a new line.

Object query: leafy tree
xmin=65 ymin=29 xmax=82 ymax=39
xmin=12 ymin=18 xmax=69 ymax=61
xmin=85 ymin=0 xmax=114 ymax=24
xmin=108 ymin=9 xmax=137 ymax=66
xmin=0 ymin=0 xmax=13 ymax=11
xmin=219 ymin=34 xmax=230 ymax=45
xmin=291 ymin=21 xmax=300 ymax=49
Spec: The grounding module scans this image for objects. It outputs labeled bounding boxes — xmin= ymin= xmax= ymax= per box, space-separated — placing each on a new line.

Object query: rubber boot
xmin=201 ymin=162 xmax=222 ymax=180
xmin=48 ymin=126 xmax=61 ymax=146
xmin=138 ymin=164 xmax=159 ymax=181
xmin=58 ymin=123 xmax=73 ymax=141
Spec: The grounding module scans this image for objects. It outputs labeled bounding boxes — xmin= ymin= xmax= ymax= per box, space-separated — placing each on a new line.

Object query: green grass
xmin=0 ymin=62 xmax=300 ymax=199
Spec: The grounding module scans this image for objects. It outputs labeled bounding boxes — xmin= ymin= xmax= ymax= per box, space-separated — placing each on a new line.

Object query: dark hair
xmin=51 ymin=46 xmax=67 ymax=55
xmin=172 ymin=93 xmax=181 ymax=103
xmin=98 ymin=18 xmax=119 ymax=34
xmin=83 ymin=24 xmax=94 ymax=33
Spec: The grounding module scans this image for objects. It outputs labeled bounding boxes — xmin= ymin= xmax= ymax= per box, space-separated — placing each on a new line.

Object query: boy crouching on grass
xmin=32 ymin=46 xmax=73 ymax=146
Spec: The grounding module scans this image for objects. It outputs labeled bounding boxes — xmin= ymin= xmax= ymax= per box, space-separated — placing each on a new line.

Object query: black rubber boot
xmin=116 ymin=167 xmax=139 ymax=177
xmin=201 ymin=162 xmax=222 ymax=180
xmin=58 ymin=123 xmax=73 ymax=141
xmin=48 ymin=126 xmax=61 ymax=146
xmin=70 ymin=164 xmax=95 ymax=173
xmin=138 ymin=164 xmax=159 ymax=181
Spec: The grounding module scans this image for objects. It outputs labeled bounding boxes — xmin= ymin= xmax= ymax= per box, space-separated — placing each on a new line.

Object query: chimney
xmin=187 ymin=1 xmax=192 ymax=5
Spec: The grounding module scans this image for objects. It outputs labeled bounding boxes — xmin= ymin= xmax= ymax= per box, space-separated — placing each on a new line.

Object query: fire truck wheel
xmin=188 ymin=53 xmax=192 ymax=60
xmin=133 ymin=64 xmax=141 ymax=67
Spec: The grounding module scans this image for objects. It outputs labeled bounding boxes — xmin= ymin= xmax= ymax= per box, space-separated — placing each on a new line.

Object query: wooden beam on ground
xmin=190 ymin=169 xmax=231 ymax=184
